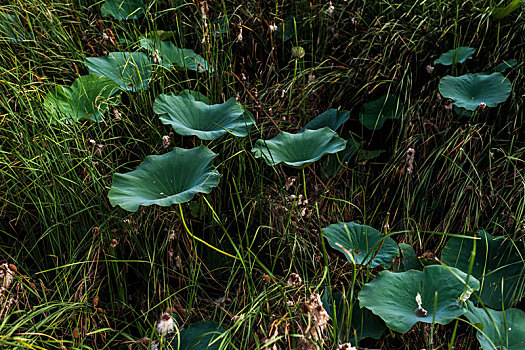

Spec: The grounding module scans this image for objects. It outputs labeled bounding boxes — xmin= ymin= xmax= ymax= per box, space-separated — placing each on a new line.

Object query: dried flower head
xmin=156 ymin=312 xmax=174 ymax=336
xmin=303 ymin=293 xmax=330 ymax=342
xmin=287 ymin=272 xmax=302 ymax=287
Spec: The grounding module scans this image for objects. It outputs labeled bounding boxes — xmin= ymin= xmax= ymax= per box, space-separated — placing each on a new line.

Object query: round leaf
xmin=441 ymin=230 xmax=525 ymax=309
xmin=358 ymin=265 xmax=480 ymax=334
xmin=465 ymin=301 xmax=525 ymax=350
xmin=43 ymin=75 xmax=120 ymax=123
xmin=108 ymin=146 xmax=220 ymax=212
xmin=359 ymin=94 xmax=403 ymax=130
xmin=301 ymin=109 xmax=350 ymax=132
xmin=252 ymin=128 xmax=346 ymax=168
xmin=101 ymin=0 xmax=146 ymax=20
xmin=153 ymin=92 xmax=253 ymax=140
xmin=322 ymin=287 xmax=386 ymax=344
xmin=322 ymin=222 xmax=399 ymax=268
xmin=434 ymin=47 xmax=475 ymax=66
xmin=170 ymin=321 xmax=227 ymax=350
xmin=85 ymin=52 xmax=152 ymax=91
xmin=140 ymin=37 xmax=212 ymax=72
xmin=438 ymin=73 xmax=511 ymax=111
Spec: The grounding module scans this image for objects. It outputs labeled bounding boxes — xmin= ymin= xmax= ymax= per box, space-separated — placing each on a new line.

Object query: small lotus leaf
xmin=395 ymin=243 xmax=423 ymax=272
xmin=358 ymin=265 xmax=480 ymax=334
xmin=301 ymin=109 xmax=350 ymax=132
xmin=322 ymin=222 xmax=399 ymax=268
xmin=85 ymin=52 xmax=152 ymax=91
xmin=465 ymin=301 xmax=525 ymax=350
xmin=170 ymin=321 xmax=227 ymax=350
xmin=101 ymin=0 xmax=146 ymax=20
xmin=322 ymin=287 xmax=386 ymax=344
xmin=43 ymin=75 xmax=120 ymax=123
xmin=140 ymin=37 xmax=212 ymax=72
xmin=438 ymin=73 xmax=511 ymax=111
xmin=359 ymin=94 xmax=403 ymax=130
xmin=252 ymin=128 xmax=346 ymax=168
xmin=489 ymin=59 xmax=517 ymax=74
xmin=153 ymin=92 xmax=252 ymax=140
xmin=434 ymin=47 xmax=475 ymax=65
xmin=108 ymin=146 xmax=220 ymax=212
xmin=441 ymin=230 xmax=525 ymax=309
xmin=0 ymin=12 xmax=26 ymax=43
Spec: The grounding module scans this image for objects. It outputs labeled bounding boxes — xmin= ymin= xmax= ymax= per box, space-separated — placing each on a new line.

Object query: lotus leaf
xmin=441 ymin=230 xmax=525 ymax=309
xmin=359 ymin=265 xmax=480 ymax=334
xmin=321 ymin=136 xmax=360 ymax=178
xmin=85 ymin=52 xmax=152 ymax=91
xmin=170 ymin=321 xmax=227 ymax=350
xmin=465 ymin=301 xmax=525 ymax=350
xmin=101 ymin=0 xmax=146 ymax=20
xmin=434 ymin=47 xmax=475 ymax=65
xmin=359 ymin=94 xmax=403 ymax=130
xmin=395 ymin=243 xmax=423 ymax=272
xmin=438 ymin=73 xmax=511 ymax=111
xmin=140 ymin=37 xmax=212 ymax=72
xmin=43 ymin=75 xmax=120 ymax=123
xmin=301 ymin=108 xmax=350 ymax=132
xmin=252 ymin=128 xmax=346 ymax=168
xmin=153 ymin=92 xmax=252 ymax=140
xmin=0 ymin=12 xmax=26 ymax=43
xmin=179 ymin=90 xmax=211 ymax=104
xmin=492 ymin=0 xmax=525 ymax=19
xmin=489 ymin=59 xmax=517 ymax=74
xmin=322 ymin=287 xmax=386 ymax=344
xmin=108 ymin=146 xmax=220 ymax=212
xmin=322 ymin=222 xmax=399 ymax=268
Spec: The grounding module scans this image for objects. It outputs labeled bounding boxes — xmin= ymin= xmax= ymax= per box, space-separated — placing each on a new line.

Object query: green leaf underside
xmin=434 ymin=47 xmax=475 ymax=65
xmin=108 ymin=146 xmax=220 ymax=212
xmin=438 ymin=73 xmax=511 ymax=111
xmin=358 ymin=265 xmax=480 ymax=334
xmin=301 ymin=109 xmax=350 ymax=132
xmin=140 ymin=37 xmax=212 ymax=72
xmin=490 ymin=59 xmax=517 ymax=73
xmin=153 ymin=93 xmax=252 ymax=140
xmin=171 ymin=321 xmax=227 ymax=350
xmin=85 ymin=52 xmax=152 ymax=91
xmin=180 ymin=90 xmax=211 ymax=104
xmin=322 ymin=287 xmax=386 ymax=344
xmin=43 ymin=75 xmax=120 ymax=123
xmin=359 ymin=94 xmax=403 ymax=130
xmin=322 ymin=222 xmax=399 ymax=268
xmin=492 ymin=0 xmax=525 ymax=20
xmin=101 ymin=0 xmax=146 ymax=20
xmin=465 ymin=301 xmax=525 ymax=350
xmin=321 ymin=137 xmax=360 ymax=178
xmin=441 ymin=230 xmax=525 ymax=309
xmin=252 ymin=127 xmax=347 ymax=168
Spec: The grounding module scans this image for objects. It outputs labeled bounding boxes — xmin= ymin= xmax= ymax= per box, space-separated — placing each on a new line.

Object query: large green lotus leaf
xmin=441 ymin=230 xmax=525 ymax=309
xmin=358 ymin=266 xmax=480 ymax=334
xmin=85 ymin=52 xmax=152 ymax=91
xmin=43 ymin=75 xmax=120 ymax=123
xmin=465 ymin=301 xmax=525 ymax=350
xmin=169 ymin=321 xmax=227 ymax=350
xmin=153 ymin=93 xmax=252 ymax=140
xmin=140 ymin=37 xmax=212 ymax=72
xmin=359 ymin=94 xmax=403 ymax=130
xmin=322 ymin=222 xmax=399 ymax=268
xmin=108 ymin=146 xmax=220 ymax=212
xmin=322 ymin=287 xmax=386 ymax=344
xmin=252 ymin=128 xmax=346 ymax=168
xmin=438 ymin=73 xmax=511 ymax=111
xmin=434 ymin=47 xmax=475 ymax=66
xmin=101 ymin=0 xmax=146 ymax=20
xmin=301 ymin=109 xmax=350 ymax=132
